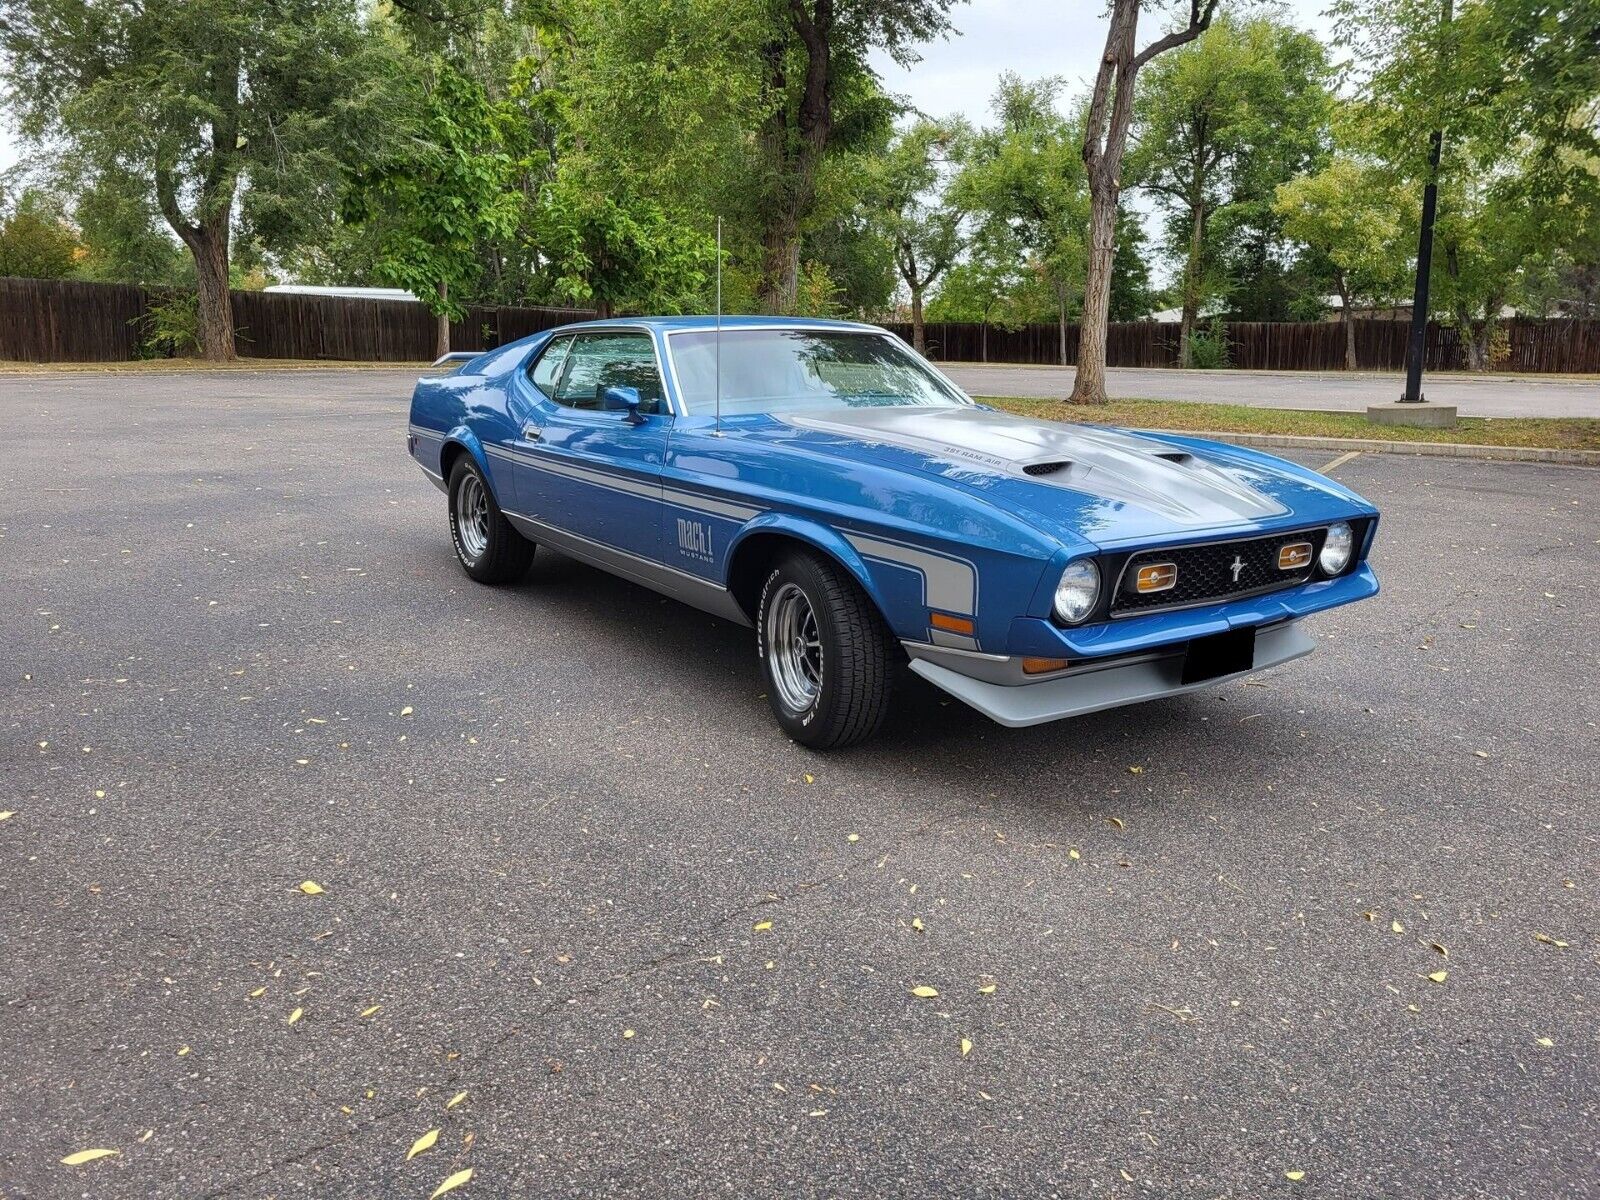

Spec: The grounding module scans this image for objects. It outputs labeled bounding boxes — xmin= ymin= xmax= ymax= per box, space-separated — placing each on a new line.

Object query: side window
xmin=528 ymin=336 xmax=571 ymax=398
xmin=552 ymin=332 xmax=668 ymax=415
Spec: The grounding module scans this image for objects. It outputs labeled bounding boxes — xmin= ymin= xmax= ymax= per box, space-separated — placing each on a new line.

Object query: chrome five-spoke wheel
xmin=765 ymin=581 xmax=824 ymax=713
xmin=456 ymin=472 xmax=490 ymax=560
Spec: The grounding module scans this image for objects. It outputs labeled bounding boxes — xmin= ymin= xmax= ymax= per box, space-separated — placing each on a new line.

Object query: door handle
xmin=522 ymin=421 xmax=543 ymax=442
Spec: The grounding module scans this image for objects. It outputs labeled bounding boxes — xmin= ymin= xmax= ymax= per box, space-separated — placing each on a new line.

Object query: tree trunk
xmin=1071 ymin=0 xmax=1217 ymax=403
xmin=436 ymin=280 xmax=451 ymax=360
xmin=189 ymin=215 xmax=235 ymax=362
xmin=1058 ymin=282 xmax=1068 ymax=367
xmin=1335 ymin=270 xmax=1356 ymax=370
xmin=910 ymin=284 xmax=926 ymax=353
xmin=981 ymin=316 xmax=988 ymax=363
xmin=1179 ymin=199 xmax=1205 ymax=369
xmin=758 ymin=215 xmax=802 ymax=312
xmin=1072 ymin=175 xmax=1121 ymax=403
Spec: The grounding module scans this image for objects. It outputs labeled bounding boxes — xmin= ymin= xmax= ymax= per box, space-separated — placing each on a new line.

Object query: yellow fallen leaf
xmin=61 ymin=1149 xmax=119 ymax=1166
xmin=910 ymin=985 xmax=939 ymax=998
xmin=978 ymin=983 xmax=997 ymax=995
xmin=177 ymin=1045 xmax=190 ymax=1056
xmin=803 ymin=773 xmax=814 ymax=784
xmin=960 ymin=1038 xmax=972 ymax=1057
xmin=406 ymin=1129 xmax=439 ymax=1161
xmin=911 ymin=917 xmax=924 ymax=932
xmin=1431 ymin=943 xmax=1448 ymax=958
xmin=1391 ymin=920 xmax=1404 ymax=934
xmin=429 ymin=1168 xmax=473 ymax=1198
xmin=752 ymin=920 xmax=773 ymax=932
xmin=1128 ymin=765 xmax=1143 ymax=774
xmin=1428 ymin=970 xmax=1448 ymax=984
xmin=0 ymin=810 xmax=14 ymax=820
xmin=401 ymin=705 xmax=414 ymax=716
xmin=298 ymin=880 xmax=324 ymax=895
xmin=1285 ymin=1170 xmax=1306 ymax=1181
xmin=846 ymin=833 xmax=860 ymax=842
xmin=1536 ymin=1037 xmax=1554 ymax=1047
xmin=978 ymin=1090 xmax=994 ymax=1101
xmin=623 ymin=1028 xmax=635 ymax=1039
xmin=1106 ymin=816 xmax=1125 ymax=829
xmin=138 ymin=1130 xmax=154 ymax=1144
xmin=287 ymin=1007 xmax=303 ymax=1025
xmin=249 ymin=986 xmax=266 ymax=998
xmin=1362 ymin=910 xmax=1377 ymax=922
xmin=1120 ymin=1168 xmax=1135 ymax=1182
xmin=446 ymin=1091 xmax=468 ymax=1109
xmin=1533 ymin=932 xmax=1569 ymax=948
xmin=1068 ymin=848 xmax=1080 ymax=860
xmin=360 ymin=1005 xmax=382 ymax=1017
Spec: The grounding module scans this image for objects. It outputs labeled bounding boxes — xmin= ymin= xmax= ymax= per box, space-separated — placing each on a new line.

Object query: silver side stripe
xmin=843 ymin=532 xmax=976 ymax=616
xmin=480 ymin=441 xmax=762 ymax=522
xmin=502 ymin=508 xmax=725 ymax=589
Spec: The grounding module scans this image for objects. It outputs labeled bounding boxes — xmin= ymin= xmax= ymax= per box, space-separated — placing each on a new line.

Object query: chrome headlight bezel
xmin=1054 ymin=558 xmax=1101 ymax=625
xmin=1320 ymin=520 xmax=1355 ymax=575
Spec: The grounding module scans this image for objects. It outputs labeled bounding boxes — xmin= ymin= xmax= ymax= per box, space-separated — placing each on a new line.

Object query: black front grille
xmin=1110 ymin=528 xmax=1328 ymax=616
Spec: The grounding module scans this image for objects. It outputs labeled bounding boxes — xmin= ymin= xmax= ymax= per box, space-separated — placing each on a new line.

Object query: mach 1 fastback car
xmin=408 ymin=318 xmax=1378 ymax=747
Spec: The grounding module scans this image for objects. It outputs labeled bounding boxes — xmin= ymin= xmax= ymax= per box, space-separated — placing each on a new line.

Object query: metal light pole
xmin=1400 ymin=128 xmax=1443 ymax=403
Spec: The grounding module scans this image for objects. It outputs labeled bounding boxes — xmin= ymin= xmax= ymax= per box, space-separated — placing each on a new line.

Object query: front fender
xmin=725 ymin=512 xmax=881 ymax=606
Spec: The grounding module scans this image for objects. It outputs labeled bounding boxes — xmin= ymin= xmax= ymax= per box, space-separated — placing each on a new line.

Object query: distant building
xmin=263 ymin=284 xmax=420 ymax=303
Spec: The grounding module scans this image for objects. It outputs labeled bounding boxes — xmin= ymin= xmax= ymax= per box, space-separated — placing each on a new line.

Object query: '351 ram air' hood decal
xmin=777 ymin=406 xmax=1288 ymax=526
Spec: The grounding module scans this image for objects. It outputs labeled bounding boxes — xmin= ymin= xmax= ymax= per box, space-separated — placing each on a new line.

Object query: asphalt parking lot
xmin=2 ymin=369 xmax=1596 ymax=1199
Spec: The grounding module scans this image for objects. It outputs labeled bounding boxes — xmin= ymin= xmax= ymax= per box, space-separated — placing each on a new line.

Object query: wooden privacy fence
xmin=889 ymin=317 xmax=1600 ymax=373
xmin=3 ymin=276 xmax=1598 ymax=372
xmin=0 ymin=276 xmax=597 ymax=363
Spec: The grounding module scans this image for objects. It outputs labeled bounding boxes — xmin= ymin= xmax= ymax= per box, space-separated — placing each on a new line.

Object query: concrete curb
xmin=1147 ymin=428 xmax=1600 ymax=466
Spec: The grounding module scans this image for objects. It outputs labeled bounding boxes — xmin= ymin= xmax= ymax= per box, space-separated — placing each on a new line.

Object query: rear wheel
xmin=448 ymin=457 xmax=534 ymax=584
xmin=757 ymin=550 xmax=894 ymax=748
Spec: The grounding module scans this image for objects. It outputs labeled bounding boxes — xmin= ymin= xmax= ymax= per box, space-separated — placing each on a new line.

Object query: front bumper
xmin=906 ymin=620 xmax=1316 ymax=728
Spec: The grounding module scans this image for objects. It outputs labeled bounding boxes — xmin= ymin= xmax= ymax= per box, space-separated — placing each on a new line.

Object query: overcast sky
xmin=872 ymin=0 xmax=1337 ymax=125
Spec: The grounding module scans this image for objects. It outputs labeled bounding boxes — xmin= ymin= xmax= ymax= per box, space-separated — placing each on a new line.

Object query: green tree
xmin=955 ymin=76 xmax=1089 ymax=364
xmin=1334 ymin=0 xmax=1600 ymax=366
xmin=751 ymin=0 xmax=956 ymax=311
xmin=0 ymin=189 xmax=81 ymax=278
xmin=72 ymin=173 xmax=191 ymax=286
xmin=877 ymin=119 xmax=967 ymax=352
xmin=1274 ymin=158 xmax=1415 ymax=368
xmin=343 ymin=61 xmax=519 ymax=356
xmin=534 ymin=163 xmax=713 ymax=318
xmin=0 ymin=0 xmax=400 ymax=359
xmin=1132 ymin=16 xmax=1333 ymax=365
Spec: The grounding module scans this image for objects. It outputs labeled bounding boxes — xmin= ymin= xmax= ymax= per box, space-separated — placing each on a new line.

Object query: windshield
xmin=668 ymin=329 xmax=971 ymax=415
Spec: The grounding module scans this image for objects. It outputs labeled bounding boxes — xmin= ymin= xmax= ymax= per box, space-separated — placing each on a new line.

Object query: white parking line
xmin=1319 ymin=450 xmax=1362 ymax=475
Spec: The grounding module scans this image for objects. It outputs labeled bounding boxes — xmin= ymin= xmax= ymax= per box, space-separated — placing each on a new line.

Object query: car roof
xmin=545 ymin=315 xmax=888 ymax=335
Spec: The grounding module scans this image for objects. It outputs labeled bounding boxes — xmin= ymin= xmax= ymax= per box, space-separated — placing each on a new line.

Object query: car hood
xmin=760 ymin=405 xmax=1366 ymax=549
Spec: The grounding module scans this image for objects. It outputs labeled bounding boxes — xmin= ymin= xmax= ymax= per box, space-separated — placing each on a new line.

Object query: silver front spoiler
xmin=905 ymin=621 xmax=1316 ymax=728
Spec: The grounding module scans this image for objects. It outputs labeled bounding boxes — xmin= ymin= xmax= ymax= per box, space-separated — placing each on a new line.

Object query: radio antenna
xmin=713 ymin=215 xmax=723 ymax=438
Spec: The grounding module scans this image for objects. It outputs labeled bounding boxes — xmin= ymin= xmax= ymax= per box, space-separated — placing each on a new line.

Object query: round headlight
xmin=1320 ymin=521 xmax=1354 ymax=575
xmin=1054 ymin=559 xmax=1100 ymax=624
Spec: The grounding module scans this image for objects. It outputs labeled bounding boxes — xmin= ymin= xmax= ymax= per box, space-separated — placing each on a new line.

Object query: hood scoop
xmin=779 ymin=406 xmax=1289 ymax=526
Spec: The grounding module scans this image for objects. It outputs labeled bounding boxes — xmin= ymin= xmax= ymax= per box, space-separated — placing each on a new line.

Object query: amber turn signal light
xmin=1022 ymin=656 xmax=1070 ymax=675
xmin=1134 ymin=562 xmax=1177 ymax=593
xmin=1278 ymin=541 xmax=1313 ymax=571
xmin=929 ymin=612 xmax=975 ymax=636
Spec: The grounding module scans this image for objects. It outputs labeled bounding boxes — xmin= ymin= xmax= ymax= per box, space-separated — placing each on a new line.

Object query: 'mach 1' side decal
xmin=676 ymin=518 xmax=714 ymax=564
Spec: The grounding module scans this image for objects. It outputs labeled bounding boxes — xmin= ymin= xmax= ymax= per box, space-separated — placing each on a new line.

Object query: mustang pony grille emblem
xmin=1229 ymin=554 xmax=1245 ymax=583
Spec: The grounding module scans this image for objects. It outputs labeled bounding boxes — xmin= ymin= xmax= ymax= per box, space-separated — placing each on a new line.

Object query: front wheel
xmin=757 ymin=551 xmax=894 ymax=749
xmin=448 ymin=457 xmax=534 ymax=584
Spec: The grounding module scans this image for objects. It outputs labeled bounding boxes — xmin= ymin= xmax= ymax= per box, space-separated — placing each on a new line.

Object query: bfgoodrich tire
xmin=757 ymin=550 xmax=894 ymax=748
xmin=447 ymin=457 xmax=534 ymax=584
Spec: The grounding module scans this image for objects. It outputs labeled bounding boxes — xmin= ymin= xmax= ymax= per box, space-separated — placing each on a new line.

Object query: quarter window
xmin=552 ymin=332 xmax=669 ymax=415
xmin=528 ymin=335 xmax=571 ymax=397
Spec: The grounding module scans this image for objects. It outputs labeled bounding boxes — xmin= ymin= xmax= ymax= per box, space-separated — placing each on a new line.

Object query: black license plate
xmin=1182 ymin=627 xmax=1256 ymax=685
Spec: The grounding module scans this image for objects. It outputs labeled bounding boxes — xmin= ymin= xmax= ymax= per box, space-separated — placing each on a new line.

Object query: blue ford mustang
xmin=408 ymin=317 xmax=1379 ymax=747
